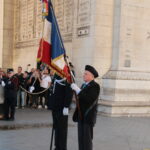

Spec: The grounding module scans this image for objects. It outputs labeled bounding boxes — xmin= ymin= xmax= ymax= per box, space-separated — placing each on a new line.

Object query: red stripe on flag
xmin=37 ymin=39 xmax=51 ymax=66
xmin=63 ymin=65 xmax=72 ymax=82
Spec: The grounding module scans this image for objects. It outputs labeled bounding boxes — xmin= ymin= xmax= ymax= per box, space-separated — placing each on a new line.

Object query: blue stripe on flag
xmin=46 ymin=1 xmax=65 ymax=60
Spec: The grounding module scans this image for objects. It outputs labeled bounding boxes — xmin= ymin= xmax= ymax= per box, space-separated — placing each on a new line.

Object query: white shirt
xmin=40 ymin=74 xmax=51 ymax=89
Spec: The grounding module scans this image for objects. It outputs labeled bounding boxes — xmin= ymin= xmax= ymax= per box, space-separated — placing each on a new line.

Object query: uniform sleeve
xmin=6 ymin=77 xmax=19 ymax=90
xmin=12 ymin=77 xmax=19 ymax=90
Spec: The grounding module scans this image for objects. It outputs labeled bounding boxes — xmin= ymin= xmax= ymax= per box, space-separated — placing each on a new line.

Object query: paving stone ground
xmin=0 ymin=109 xmax=150 ymax=150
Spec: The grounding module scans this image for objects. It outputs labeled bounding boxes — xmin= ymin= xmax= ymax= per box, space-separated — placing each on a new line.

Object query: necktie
xmin=81 ymin=83 xmax=86 ymax=89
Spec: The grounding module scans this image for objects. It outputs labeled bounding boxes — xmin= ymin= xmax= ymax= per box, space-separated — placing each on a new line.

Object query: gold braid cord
xmin=20 ymin=86 xmax=50 ymax=95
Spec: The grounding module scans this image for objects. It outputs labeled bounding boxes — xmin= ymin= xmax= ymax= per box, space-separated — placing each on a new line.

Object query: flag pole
xmin=49 ymin=0 xmax=82 ymax=120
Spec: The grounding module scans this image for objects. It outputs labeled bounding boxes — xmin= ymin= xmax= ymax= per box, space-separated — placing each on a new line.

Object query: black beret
xmin=7 ymin=68 xmax=14 ymax=73
xmin=85 ymin=65 xmax=99 ymax=78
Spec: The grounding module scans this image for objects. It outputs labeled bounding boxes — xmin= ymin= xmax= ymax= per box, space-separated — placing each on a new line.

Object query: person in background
xmin=26 ymin=68 xmax=35 ymax=107
xmin=38 ymin=67 xmax=51 ymax=109
xmin=50 ymin=69 xmax=55 ymax=81
xmin=28 ymin=69 xmax=41 ymax=108
xmin=69 ymin=62 xmax=75 ymax=77
xmin=15 ymin=66 xmax=23 ymax=108
xmin=0 ymin=69 xmax=6 ymax=114
xmin=0 ymin=69 xmax=3 ymax=80
xmin=20 ymin=71 xmax=29 ymax=108
xmin=2 ymin=69 xmax=18 ymax=121
xmin=71 ymin=65 xmax=100 ymax=150
xmin=28 ymin=68 xmax=35 ymax=78
xmin=0 ymin=70 xmax=6 ymax=84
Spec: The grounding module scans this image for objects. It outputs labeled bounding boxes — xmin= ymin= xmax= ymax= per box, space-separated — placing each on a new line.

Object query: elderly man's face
xmin=83 ymin=71 xmax=94 ymax=82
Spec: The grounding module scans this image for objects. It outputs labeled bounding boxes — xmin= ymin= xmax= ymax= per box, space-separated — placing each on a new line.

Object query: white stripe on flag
xmin=53 ymin=56 xmax=66 ymax=70
xmin=43 ymin=19 xmax=51 ymax=44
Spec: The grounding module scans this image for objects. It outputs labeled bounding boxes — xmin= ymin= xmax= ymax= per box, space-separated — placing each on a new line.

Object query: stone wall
xmin=13 ymin=0 xmax=42 ymax=71
xmin=2 ymin=0 xmax=150 ymax=116
xmin=0 ymin=0 xmax=14 ymax=70
xmin=12 ymin=0 xmax=113 ymax=80
xmin=100 ymin=0 xmax=150 ymax=116
xmin=0 ymin=0 xmax=4 ymax=68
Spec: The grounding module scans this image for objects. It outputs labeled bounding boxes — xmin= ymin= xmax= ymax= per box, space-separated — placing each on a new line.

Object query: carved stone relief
xmin=77 ymin=0 xmax=91 ymax=37
xmin=14 ymin=0 xmax=75 ymax=47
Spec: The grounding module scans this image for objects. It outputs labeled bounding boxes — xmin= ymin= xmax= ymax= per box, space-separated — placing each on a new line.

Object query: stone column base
xmin=99 ymin=70 xmax=150 ymax=117
xmin=98 ymin=100 xmax=150 ymax=117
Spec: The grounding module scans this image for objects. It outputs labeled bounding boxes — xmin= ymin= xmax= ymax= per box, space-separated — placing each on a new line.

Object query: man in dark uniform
xmin=50 ymin=74 xmax=73 ymax=150
xmin=3 ymin=69 xmax=18 ymax=121
xmin=71 ymin=65 xmax=100 ymax=150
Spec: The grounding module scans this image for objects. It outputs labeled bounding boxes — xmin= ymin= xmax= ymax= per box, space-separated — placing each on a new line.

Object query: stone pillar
xmin=72 ymin=0 xmax=114 ymax=85
xmin=0 ymin=0 xmax=4 ymax=68
xmin=100 ymin=0 xmax=150 ymax=116
xmin=2 ymin=0 xmax=14 ymax=69
xmin=0 ymin=0 xmax=14 ymax=69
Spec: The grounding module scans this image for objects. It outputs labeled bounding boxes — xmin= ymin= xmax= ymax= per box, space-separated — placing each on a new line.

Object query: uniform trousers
xmin=4 ymin=97 xmax=16 ymax=119
xmin=39 ymin=87 xmax=49 ymax=107
xmin=78 ymin=121 xmax=93 ymax=150
xmin=52 ymin=110 xmax=68 ymax=150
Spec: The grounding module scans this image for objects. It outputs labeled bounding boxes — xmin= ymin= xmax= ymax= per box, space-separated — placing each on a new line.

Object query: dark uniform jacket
xmin=73 ymin=80 xmax=100 ymax=126
xmin=50 ymin=78 xmax=73 ymax=111
xmin=4 ymin=76 xmax=18 ymax=98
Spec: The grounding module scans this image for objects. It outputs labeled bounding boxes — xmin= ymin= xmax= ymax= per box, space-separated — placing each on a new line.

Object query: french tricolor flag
xmin=37 ymin=0 xmax=71 ymax=82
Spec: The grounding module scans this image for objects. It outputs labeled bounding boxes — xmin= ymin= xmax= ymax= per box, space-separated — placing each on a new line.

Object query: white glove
xmin=1 ymin=81 xmax=5 ymax=87
xmin=63 ymin=107 xmax=69 ymax=116
xmin=71 ymin=83 xmax=81 ymax=94
xmin=29 ymin=86 xmax=35 ymax=93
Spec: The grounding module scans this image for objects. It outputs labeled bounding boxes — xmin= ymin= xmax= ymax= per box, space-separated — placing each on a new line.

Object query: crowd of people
xmin=0 ymin=64 xmax=100 ymax=150
xmin=0 ymin=66 xmax=54 ymax=110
